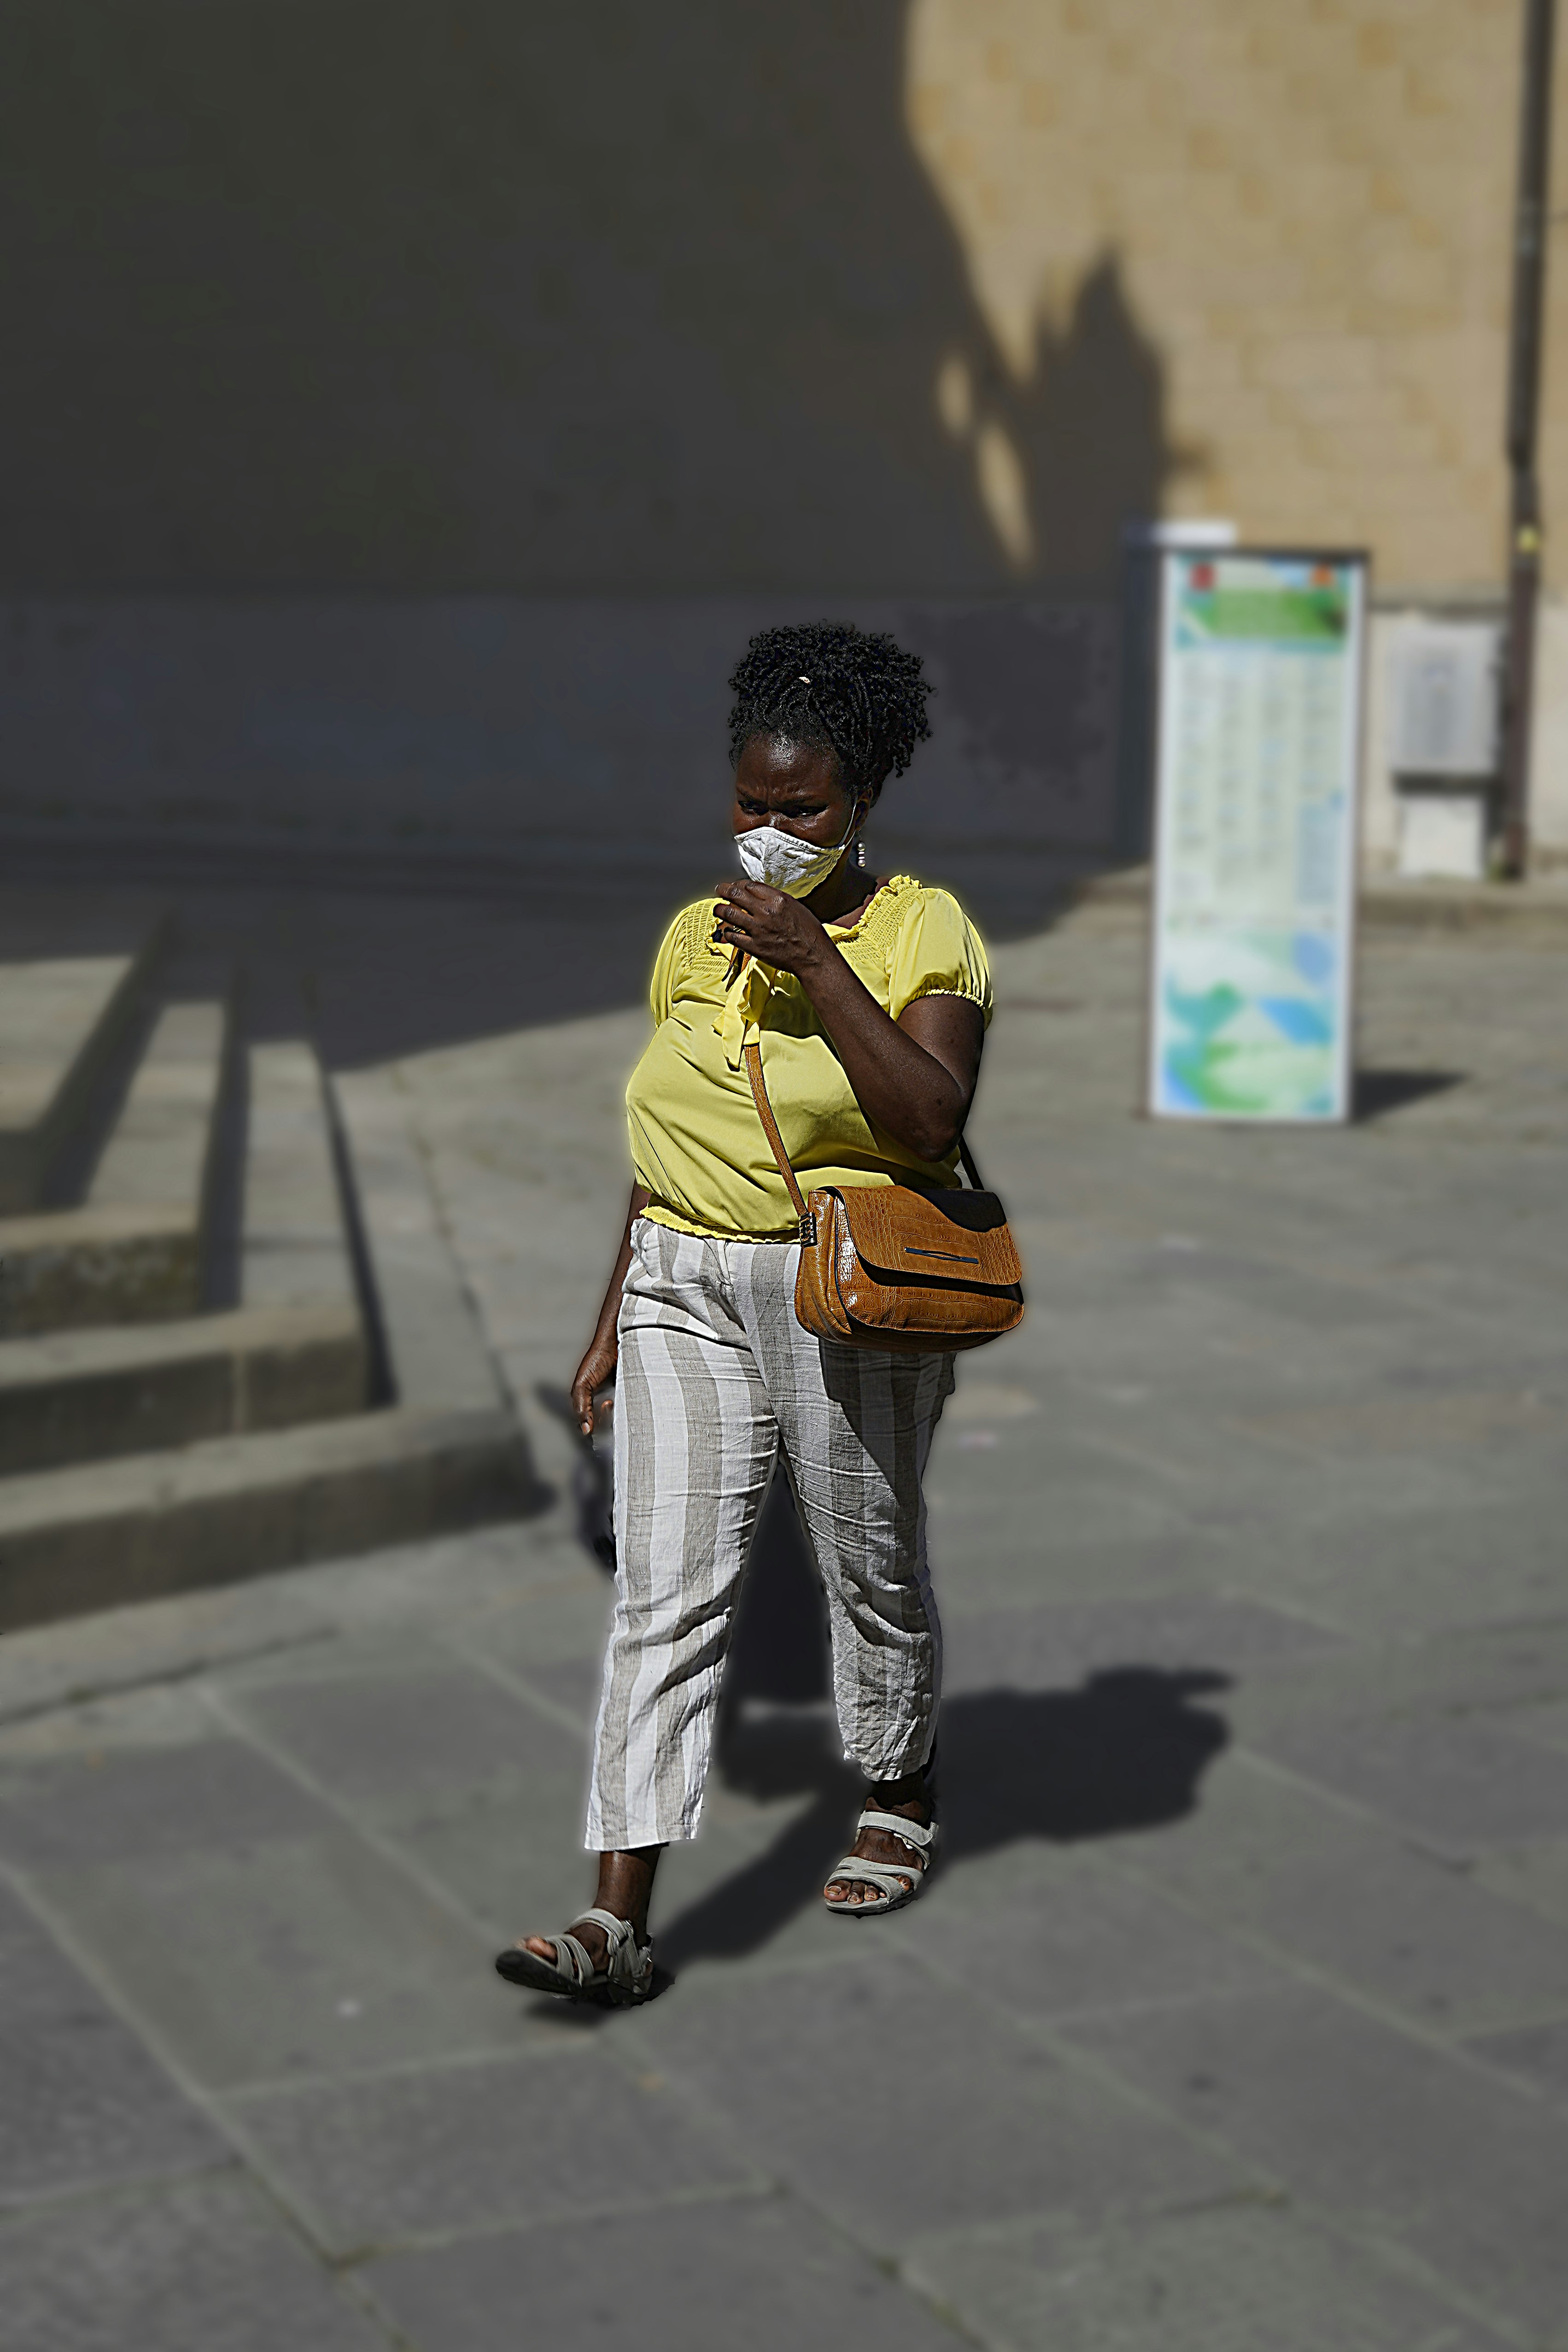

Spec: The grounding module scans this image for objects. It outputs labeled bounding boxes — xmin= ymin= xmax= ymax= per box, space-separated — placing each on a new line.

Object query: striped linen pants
xmin=585 ymin=1216 xmax=954 ymax=1851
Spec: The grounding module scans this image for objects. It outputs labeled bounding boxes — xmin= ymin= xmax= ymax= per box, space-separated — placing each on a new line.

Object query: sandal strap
xmin=568 ymin=1907 xmax=652 ymax=1990
xmin=858 ymin=1807 xmax=936 ymax=1855
xmin=573 ymin=1907 xmax=635 ymax=1950
xmin=550 ymin=1930 xmax=597 ymax=1987
xmin=827 ymin=1854 xmax=920 ymax=1901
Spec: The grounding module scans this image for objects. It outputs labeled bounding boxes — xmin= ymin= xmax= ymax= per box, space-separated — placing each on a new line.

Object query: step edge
xmin=0 ymin=1301 xmax=363 ymax=1384
xmin=0 ymin=912 xmax=173 ymax=1207
xmin=0 ymin=1402 xmax=525 ymax=1525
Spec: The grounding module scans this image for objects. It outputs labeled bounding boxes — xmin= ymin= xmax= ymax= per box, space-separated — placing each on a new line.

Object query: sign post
xmin=1147 ymin=549 xmax=1368 ymax=1124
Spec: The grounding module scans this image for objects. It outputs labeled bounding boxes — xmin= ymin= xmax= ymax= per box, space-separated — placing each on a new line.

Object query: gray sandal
xmin=823 ymin=1807 xmax=937 ymax=1918
xmin=494 ymin=1907 xmax=655 ymax=2005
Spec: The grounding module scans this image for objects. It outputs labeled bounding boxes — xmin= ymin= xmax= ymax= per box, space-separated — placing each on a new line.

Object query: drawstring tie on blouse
xmin=716 ymin=955 xmax=776 ymax=1070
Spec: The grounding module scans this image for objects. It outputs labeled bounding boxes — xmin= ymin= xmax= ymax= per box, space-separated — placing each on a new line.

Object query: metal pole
xmin=1500 ymin=0 xmax=1556 ymax=879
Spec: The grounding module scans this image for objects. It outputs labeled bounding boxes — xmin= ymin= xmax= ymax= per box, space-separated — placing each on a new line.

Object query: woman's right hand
xmin=570 ymin=1333 xmax=619 ymax=1439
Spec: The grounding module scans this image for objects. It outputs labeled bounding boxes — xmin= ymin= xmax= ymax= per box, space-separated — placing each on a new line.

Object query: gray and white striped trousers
xmin=585 ymin=1216 xmax=954 ymax=1850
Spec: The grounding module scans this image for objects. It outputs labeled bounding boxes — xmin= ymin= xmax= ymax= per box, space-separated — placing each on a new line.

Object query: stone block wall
xmin=907 ymin=0 xmax=1520 ymax=598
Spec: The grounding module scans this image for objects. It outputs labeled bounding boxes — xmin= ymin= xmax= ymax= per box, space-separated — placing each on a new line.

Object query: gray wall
xmin=0 ymin=597 xmax=1118 ymax=881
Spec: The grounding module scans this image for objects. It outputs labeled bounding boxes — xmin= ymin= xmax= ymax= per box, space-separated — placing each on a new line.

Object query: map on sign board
xmin=1147 ymin=551 xmax=1366 ymax=1122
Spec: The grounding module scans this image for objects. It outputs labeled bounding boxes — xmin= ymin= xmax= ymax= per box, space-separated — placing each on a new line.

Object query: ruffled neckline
xmin=823 ymin=873 xmax=921 ymax=944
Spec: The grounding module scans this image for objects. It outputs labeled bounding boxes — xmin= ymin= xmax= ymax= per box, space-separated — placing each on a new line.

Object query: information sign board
xmin=1147 ymin=549 xmax=1367 ymax=1122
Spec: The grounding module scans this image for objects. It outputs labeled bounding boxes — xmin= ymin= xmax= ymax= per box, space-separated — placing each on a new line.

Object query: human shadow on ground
xmin=652 ymin=1475 xmax=1230 ymax=1975
xmin=658 ymin=1671 xmax=1230 ymax=1974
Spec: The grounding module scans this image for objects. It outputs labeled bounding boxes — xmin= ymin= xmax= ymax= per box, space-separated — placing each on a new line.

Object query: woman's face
xmin=731 ymin=733 xmax=860 ymax=847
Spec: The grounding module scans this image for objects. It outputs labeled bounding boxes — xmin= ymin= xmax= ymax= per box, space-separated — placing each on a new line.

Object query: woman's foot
xmin=496 ymin=1906 xmax=654 ymax=2004
xmin=824 ymin=1761 xmax=935 ymax=1910
xmin=504 ymin=1845 xmax=660 ymax=1984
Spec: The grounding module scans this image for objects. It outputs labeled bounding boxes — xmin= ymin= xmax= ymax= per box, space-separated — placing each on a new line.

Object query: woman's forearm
xmin=571 ymin=1183 xmax=649 ymax=1434
xmin=793 ymin=944 xmax=974 ymax=1161
xmin=593 ymin=1184 xmax=649 ymax=1343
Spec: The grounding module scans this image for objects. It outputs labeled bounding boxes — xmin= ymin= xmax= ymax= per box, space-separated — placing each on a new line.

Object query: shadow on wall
xmin=935 ymin=254 xmax=1191 ymax=587
xmin=0 ymin=2 xmax=1179 ymax=599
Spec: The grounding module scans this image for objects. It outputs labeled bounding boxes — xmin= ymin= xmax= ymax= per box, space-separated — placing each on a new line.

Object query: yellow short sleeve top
xmin=625 ymin=874 xmax=993 ymax=1240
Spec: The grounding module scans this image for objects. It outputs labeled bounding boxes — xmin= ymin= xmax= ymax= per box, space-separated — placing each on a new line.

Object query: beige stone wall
xmin=908 ymin=0 xmax=1521 ymax=596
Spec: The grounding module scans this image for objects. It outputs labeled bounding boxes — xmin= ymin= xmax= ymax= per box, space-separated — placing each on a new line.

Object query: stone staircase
xmin=0 ymin=912 xmax=537 ymax=1632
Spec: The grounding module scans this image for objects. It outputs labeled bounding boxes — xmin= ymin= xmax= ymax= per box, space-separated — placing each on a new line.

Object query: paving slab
xmin=24 ymin=1829 xmax=519 ymax=2092
xmin=905 ymin=1848 xmax=1282 ymax=2023
xmin=1472 ymin=1837 xmax=1568 ymax=1937
xmin=1464 ymin=2016 xmax=1568 ymax=2110
xmin=1248 ymin=1708 xmax=1568 ymax=1853
xmin=624 ymin=1949 xmax=1253 ymax=2243
xmin=942 ymin=1592 xmax=1343 ymax=1694
xmin=0 ymin=1880 xmax=221 ymax=2207
xmin=907 ymin=2200 xmax=1516 ymax=2352
xmin=363 ymin=2193 xmax=974 ymax=2352
xmin=382 ymin=1779 xmax=599 ymax=1948
xmin=1206 ymin=1493 xmax=1568 ymax=1642
xmin=0 ymin=2172 xmax=394 ymax=2352
xmin=219 ymin=1658 xmax=577 ymax=1815
xmin=222 ymin=2042 xmax=753 ymax=2255
xmin=0 ymin=1733 xmax=325 ymax=1871
xmin=1063 ymin=1983 xmax=1568 ymax=2338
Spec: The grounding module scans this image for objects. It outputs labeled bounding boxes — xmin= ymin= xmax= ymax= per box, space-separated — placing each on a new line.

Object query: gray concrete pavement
xmin=1 ymin=891 xmax=1566 ymax=2349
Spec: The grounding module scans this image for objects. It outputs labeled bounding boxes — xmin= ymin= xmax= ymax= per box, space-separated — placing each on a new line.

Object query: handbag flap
xmin=822 ymin=1182 xmax=1023 ymax=1291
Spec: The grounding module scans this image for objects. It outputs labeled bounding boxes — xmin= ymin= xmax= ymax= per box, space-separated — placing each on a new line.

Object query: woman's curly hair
xmin=727 ymin=621 xmax=932 ymax=802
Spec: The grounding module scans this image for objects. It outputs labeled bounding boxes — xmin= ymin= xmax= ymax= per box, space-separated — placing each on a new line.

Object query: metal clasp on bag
xmin=797 ymin=1209 xmax=818 ymax=1245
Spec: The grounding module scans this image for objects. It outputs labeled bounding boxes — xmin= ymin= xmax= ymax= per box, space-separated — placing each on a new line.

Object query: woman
xmin=497 ymin=621 xmax=991 ymax=2005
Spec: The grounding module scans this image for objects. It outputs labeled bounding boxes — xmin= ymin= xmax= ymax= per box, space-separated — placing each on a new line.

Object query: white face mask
xmin=734 ymin=809 xmax=861 ymax=898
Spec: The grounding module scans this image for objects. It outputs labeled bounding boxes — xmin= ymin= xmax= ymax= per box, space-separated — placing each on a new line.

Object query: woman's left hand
xmin=712 ymin=880 xmax=831 ymax=977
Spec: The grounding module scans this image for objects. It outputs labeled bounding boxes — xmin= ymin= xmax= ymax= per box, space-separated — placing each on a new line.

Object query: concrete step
xmin=335 ymin=1066 xmax=507 ymax=1415
xmin=0 ymin=995 xmax=230 ymax=1334
xmin=0 ymin=1303 xmax=365 ymax=1476
xmin=0 ymin=1038 xmax=368 ymax=1473
xmin=0 ymin=1405 xmax=534 ymax=1634
xmin=241 ymin=1043 xmax=360 ymax=1314
xmin=0 ymin=1046 xmax=543 ymax=1629
xmin=0 ymin=917 xmax=170 ymax=1211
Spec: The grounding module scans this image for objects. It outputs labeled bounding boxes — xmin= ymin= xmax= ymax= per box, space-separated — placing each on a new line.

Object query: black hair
xmin=726 ymin=621 xmax=932 ymax=803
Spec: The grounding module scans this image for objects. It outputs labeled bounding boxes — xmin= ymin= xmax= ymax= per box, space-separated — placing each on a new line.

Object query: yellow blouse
xmin=626 ymin=874 xmax=993 ymax=1240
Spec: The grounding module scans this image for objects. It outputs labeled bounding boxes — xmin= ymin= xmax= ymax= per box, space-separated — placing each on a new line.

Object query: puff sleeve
xmin=647 ymin=908 xmax=691 ymax=1026
xmin=886 ymin=888 xmax=993 ymax=1026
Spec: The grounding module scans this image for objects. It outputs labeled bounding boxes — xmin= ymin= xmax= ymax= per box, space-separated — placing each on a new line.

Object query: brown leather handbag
xmin=742 ymin=1042 xmax=1024 ymax=1353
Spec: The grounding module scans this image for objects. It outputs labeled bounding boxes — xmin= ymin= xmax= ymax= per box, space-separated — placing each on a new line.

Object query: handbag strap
xmin=743 ymin=1042 xmax=811 ymax=1224
xmin=741 ymin=1041 xmax=987 ymax=1217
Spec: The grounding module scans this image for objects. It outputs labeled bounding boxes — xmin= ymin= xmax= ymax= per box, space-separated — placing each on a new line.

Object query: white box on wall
xmin=1397 ymin=790 xmax=1488 ymax=880
xmin=1363 ymin=611 xmax=1503 ymax=879
xmin=1387 ymin=619 xmax=1501 ymax=776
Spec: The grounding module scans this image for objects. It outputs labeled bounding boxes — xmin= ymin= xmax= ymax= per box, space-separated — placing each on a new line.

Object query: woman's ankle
xmin=592 ymin=1843 xmax=663 ymax=1940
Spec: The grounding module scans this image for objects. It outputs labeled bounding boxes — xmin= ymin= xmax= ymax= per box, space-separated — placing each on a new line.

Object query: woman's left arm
xmin=713 ymin=881 xmax=984 ymax=1162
